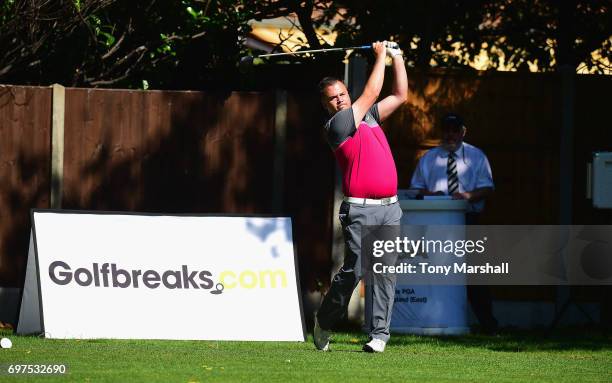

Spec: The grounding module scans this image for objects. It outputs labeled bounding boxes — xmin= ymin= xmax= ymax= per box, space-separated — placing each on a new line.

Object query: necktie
xmin=447 ymin=152 xmax=459 ymax=195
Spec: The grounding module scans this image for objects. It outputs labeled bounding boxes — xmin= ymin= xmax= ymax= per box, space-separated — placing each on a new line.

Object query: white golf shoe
xmin=313 ymin=316 xmax=331 ymax=351
xmin=362 ymin=338 xmax=386 ymax=353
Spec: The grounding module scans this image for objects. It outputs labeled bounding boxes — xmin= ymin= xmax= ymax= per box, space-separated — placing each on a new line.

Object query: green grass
xmin=0 ymin=329 xmax=611 ymax=382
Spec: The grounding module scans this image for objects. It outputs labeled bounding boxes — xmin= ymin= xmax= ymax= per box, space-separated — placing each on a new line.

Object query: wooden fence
xmin=1 ymin=72 xmax=611 ymax=304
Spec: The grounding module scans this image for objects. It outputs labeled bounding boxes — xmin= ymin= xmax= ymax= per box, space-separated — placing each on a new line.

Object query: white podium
xmin=391 ymin=197 xmax=470 ymax=335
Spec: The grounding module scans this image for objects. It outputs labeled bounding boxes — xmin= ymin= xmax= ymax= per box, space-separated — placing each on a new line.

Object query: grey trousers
xmin=317 ymin=201 xmax=402 ymax=342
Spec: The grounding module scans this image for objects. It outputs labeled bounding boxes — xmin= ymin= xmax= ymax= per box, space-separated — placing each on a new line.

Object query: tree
xmin=0 ymin=0 xmax=254 ymax=88
xmin=0 ymin=0 xmax=337 ymax=88
xmin=327 ymin=0 xmax=610 ymax=73
xmin=1 ymin=1 xmax=609 ymax=90
xmin=0 ymin=0 xmax=117 ymax=82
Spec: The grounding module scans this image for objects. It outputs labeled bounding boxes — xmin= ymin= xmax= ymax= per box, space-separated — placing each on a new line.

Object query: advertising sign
xmin=17 ymin=211 xmax=305 ymax=341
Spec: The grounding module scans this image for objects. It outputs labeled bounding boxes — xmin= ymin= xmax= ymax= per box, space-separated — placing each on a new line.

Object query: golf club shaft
xmin=257 ymin=45 xmax=371 ymax=58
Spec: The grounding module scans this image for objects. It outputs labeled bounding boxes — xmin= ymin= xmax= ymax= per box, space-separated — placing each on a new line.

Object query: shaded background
xmin=1 ymin=66 xmax=611 ymax=327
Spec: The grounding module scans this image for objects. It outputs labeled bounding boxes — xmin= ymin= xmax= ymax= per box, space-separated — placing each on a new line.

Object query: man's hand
xmin=452 ymin=188 xmax=493 ymax=202
xmin=452 ymin=192 xmax=471 ymax=201
xmin=384 ymin=41 xmax=403 ymax=58
xmin=372 ymin=41 xmax=387 ymax=59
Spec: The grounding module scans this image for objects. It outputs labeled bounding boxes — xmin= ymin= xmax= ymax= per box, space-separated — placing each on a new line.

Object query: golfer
xmin=314 ymin=41 xmax=407 ymax=353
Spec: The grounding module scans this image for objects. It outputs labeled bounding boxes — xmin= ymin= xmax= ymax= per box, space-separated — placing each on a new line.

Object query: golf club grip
xmin=356 ymin=43 xmax=400 ymax=50
xmin=384 ymin=42 xmax=399 ymax=49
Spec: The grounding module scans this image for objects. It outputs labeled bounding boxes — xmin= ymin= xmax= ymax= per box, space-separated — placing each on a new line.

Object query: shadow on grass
xmin=328 ymin=326 xmax=612 ymax=353
xmin=392 ymin=329 xmax=612 ymax=352
xmin=5 ymin=327 xmax=612 ymax=353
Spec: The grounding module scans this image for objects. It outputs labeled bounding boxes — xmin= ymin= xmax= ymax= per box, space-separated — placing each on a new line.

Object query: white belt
xmin=343 ymin=195 xmax=398 ymax=206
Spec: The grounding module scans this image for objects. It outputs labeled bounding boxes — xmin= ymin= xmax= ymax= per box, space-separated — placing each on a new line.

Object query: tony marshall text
xmin=373 ymin=262 xmax=509 ymax=275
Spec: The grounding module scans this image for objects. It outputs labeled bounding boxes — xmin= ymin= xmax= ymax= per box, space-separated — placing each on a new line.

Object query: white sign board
xmin=17 ymin=211 xmax=305 ymax=341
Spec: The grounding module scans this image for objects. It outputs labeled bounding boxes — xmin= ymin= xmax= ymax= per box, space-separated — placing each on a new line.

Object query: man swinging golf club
xmin=315 ymin=41 xmax=407 ymax=353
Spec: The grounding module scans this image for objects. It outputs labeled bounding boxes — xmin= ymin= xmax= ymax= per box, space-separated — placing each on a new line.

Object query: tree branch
xmin=101 ymin=20 xmax=131 ymax=60
xmin=294 ymin=0 xmax=322 ymax=49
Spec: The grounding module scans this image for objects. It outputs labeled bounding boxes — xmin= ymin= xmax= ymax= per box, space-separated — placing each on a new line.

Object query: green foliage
xmin=329 ymin=0 xmax=610 ymax=73
xmin=0 ymin=0 xmax=609 ymax=89
xmin=0 ymin=0 xmax=264 ymax=89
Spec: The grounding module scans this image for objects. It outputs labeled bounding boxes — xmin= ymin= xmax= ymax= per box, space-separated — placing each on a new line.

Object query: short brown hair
xmin=318 ymin=77 xmax=343 ymax=95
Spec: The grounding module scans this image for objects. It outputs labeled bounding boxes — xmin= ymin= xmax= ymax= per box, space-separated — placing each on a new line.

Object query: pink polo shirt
xmin=325 ymin=104 xmax=397 ymax=198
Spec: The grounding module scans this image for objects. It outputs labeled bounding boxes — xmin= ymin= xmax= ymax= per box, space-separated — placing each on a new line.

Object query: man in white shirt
xmin=410 ymin=113 xmax=498 ymax=333
xmin=410 ymin=113 xmax=493 ymax=218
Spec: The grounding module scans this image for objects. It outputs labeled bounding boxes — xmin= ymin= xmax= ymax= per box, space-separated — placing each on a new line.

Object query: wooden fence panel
xmin=573 ymin=75 xmax=612 ymax=224
xmin=284 ymin=91 xmax=335 ymax=291
xmin=62 ymin=89 xmax=277 ymax=213
xmin=0 ymin=86 xmax=51 ymax=287
xmin=387 ymin=71 xmax=562 ymax=225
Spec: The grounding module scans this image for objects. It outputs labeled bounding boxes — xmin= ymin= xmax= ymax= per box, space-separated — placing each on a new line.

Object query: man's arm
xmin=377 ymin=49 xmax=408 ymax=122
xmin=351 ymin=42 xmax=387 ymax=128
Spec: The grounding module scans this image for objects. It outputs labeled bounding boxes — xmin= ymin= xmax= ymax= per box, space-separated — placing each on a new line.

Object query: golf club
xmin=239 ymin=42 xmax=399 ymax=72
